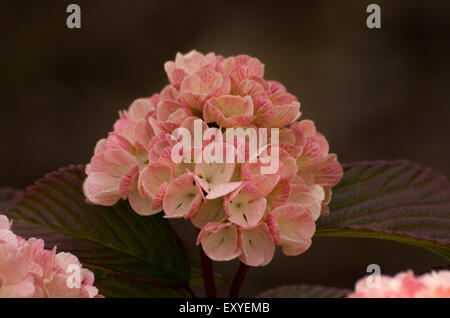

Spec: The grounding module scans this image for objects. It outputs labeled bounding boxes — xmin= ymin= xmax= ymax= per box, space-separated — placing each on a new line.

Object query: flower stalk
xmin=229 ymin=262 xmax=249 ymax=298
xmin=199 ymin=245 xmax=218 ymax=298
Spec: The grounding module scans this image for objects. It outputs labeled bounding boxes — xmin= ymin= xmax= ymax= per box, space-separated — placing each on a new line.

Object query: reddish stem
xmin=199 ymin=245 xmax=217 ymax=298
xmin=229 ymin=262 xmax=249 ymax=298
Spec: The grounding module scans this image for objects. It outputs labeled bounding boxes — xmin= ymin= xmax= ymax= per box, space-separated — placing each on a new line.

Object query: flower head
xmin=0 ymin=214 xmax=99 ymax=298
xmin=348 ymin=270 xmax=450 ymax=298
xmin=83 ymin=50 xmax=343 ymax=266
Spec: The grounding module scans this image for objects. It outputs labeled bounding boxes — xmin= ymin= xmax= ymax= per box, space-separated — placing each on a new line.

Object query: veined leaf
xmin=317 ymin=160 xmax=450 ymax=260
xmin=5 ymin=165 xmax=192 ymax=298
xmin=257 ymin=284 xmax=350 ymax=298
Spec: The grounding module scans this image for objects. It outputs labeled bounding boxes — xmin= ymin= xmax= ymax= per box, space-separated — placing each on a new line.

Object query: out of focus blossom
xmin=348 ymin=270 xmax=450 ymax=298
xmin=0 ymin=214 xmax=99 ymax=298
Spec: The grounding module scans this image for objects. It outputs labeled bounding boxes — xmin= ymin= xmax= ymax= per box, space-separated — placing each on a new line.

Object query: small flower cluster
xmin=348 ymin=270 xmax=450 ymax=298
xmin=0 ymin=215 xmax=99 ymax=298
xmin=83 ymin=50 xmax=343 ymax=266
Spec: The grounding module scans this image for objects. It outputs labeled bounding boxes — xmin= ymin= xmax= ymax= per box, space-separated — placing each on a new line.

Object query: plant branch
xmin=184 ymin=284 xmax=198 ymax=298
xmin=229 ymin=261 xmax=249 ymax=298
xmin=199 ymin=245 xmax=217 ymax=298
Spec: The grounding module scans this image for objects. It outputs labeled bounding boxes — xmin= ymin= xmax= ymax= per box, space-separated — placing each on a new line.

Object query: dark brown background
xmin=0 ymin=0 xmax=449 ymax=297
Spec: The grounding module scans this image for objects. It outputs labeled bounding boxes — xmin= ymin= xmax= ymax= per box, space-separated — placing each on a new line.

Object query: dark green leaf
xmin=257 ymin=284 xmax=350 ymax=298
xmin=5 ymin=165 xmax=192 ymax=297
xmin=317 ymin=160 xmax=450 ymax=260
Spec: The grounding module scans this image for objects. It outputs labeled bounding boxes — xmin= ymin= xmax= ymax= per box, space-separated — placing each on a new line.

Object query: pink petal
xmin=252 ymin=95 xmax=275 ymax=127
xmin=279 ymin=127 xmax=296 ymax=144
xmin=83 ymin=172 xmax=121 ymax=206
xmin=197 ymin=222 xmax=241 ymax=261
xmin=239 ymin=223 xmax=275 ymax=267
xmin=128 ymin=188 xmax=162 ymax=216
xmin=279 ymin=142 xmax=303 ymax=158
xmin=119 ymin=167 xmax=139 ymax=199
xmin=174 ymin=50 xmax=216 ymax=74
xmin=156 ymin=100 xmax=180 ymax=121
xmin=163 ymin=173 xmax=204 ymax=218
xmin=134 ymin=118 xmax=155 ymax=151
xmin=105 ymin=132 xmax=135 ymax=154
xmin=0 ymin=274 xmax=35 ymax=298
xmin=113 ymin=117 xmax=136 ymax=143
xmin=151 ymin=182 xmax=168 ymax=209
xmin=46 ymin=273 xmax=81 ymax=298
xmin=279 ymin=153 xmax=298 ymax=180
xmin=93 ymin=138 xmax=107 ymax=155
xmin=224 ymin=182 xmax=266 ymax=228
xmin=0 ymin=245 xmax=30 ymax=285
xmin=270 ymin=203 xmax=316 ymax=256
xmin=268 ymin=101 xmax=301 ymax=128
xmin=167 ymin=107 xmax=193 ymax=125
xmin=205 ymin=181 xmax=243 ymax=200
xmin=54 ymin=252 xmax=81 ymax=272
xmin=266 ymin=214 xmax=280 ymax=245
xmin=88 ymin=149 xmax=138 ymax=177
xmin=191 ymin=198 xmax=227 ymax=229
xmin=0 ymin=229 xmax=18 ymax=246
xmin=296 ymin=137 xmax=326 ymax=170
xmin=164 ymin=61 xmax=187 ymax=87
xmin=204 ymin=95 xmax=254 ymax=128
xmin=219 ymin=55 xmax=265 ymax=91
xmin=267 ymin=81 xmax=286 ymax=94
xmin=180 ymin=68 xmax=230 ymax=110
xmin=289 ymin=181 xmax=325 ymax=221
xmin=237 ymin=78 xmax=268 ymax=97
xmin=178 ymin=116 xmax=209 ymax=147
xmin=241 ymin=162 xmax=280 ymax=196
xmin=194 ymin=144 xmax=236 ymax=193
xmin=314 ymin=154 xmax=343 ymax=187
xmin=266 ymin=179 xmax=291 ymax=209
xmin=138 ymin=162 xmax=172 ymax=199
xmin=160 ymin=84 xmax=180 ymax=101
xmin=0 ymin=215 xmax=10 ymax=230
xmin=147 ymin=132 xmax=171 ymax=162
xmin=128 ymin=98 xmax=155 ymax=122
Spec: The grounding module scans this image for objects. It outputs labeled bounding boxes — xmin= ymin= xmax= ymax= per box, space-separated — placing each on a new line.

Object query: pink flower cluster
xmin=0 ymin=215 xmax=99 ymax=298
xmin=83 ymin=50 xmax=343 ymax=266
xmin=348 ymin=270 xmax=450 ymax=298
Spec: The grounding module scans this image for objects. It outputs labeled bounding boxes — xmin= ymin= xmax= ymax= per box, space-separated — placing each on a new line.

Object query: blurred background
xmin=0 ymin=0 xmax=449 ymax=296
